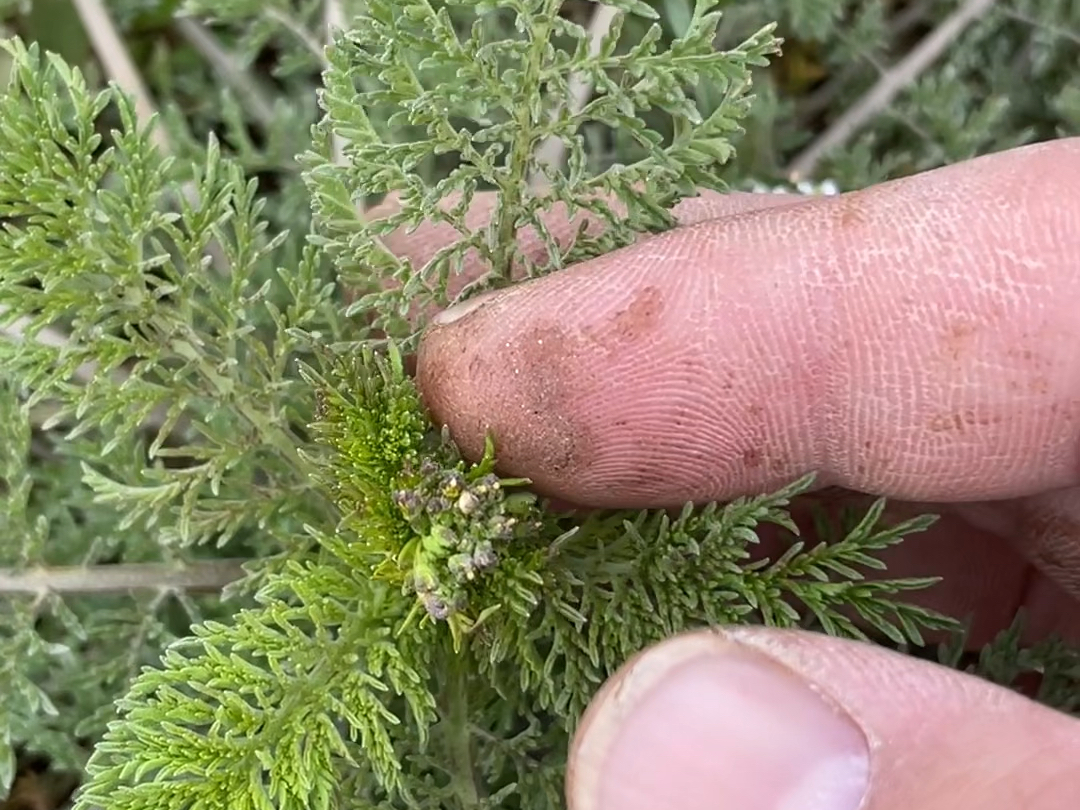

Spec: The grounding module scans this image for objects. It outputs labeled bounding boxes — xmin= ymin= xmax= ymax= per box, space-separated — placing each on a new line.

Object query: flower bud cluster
xmin=393 ymin=457 xmax=541 ymax=621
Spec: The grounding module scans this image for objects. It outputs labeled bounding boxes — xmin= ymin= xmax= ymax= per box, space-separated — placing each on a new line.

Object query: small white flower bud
xmin=456 ymin=490 xmax=480 ymax=515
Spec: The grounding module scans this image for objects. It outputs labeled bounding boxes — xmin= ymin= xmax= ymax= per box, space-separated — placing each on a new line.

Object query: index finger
xmin=415 ymin=138 xmax=1080 ymax=508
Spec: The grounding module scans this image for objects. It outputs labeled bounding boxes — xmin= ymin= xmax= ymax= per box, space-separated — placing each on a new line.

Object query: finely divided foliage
xmin=301 ymin=0 xmax=781 ymax=347
xmin=0 ymin=2 xmax=1074 ymax=809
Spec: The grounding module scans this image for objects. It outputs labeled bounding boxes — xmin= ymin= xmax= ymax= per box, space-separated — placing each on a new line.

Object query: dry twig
xmin=529 ymin=1 xmax=620 ymax=189
xmin=266 ymin=5 xmax=330 ymax=66
xmin=173 ymin=16 xmax=277 ymax=131
xmin=0 ymin=559 xmax=248 ymax=596
xmin=71 ymin=0 xmax=173 ymax=154
xmin=785 ymin=0 xmax=998 ymax=182
xmin=324 ymin=0 xmax=349 ymax=167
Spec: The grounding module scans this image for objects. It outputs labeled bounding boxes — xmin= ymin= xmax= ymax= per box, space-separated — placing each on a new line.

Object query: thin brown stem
xmin=529 ymin=1 xmax=620 ymax=189
xmin=71 ymin=0 xmax=173 ymax=155
xmin=266 ymin=5 xmax=330 ymax=67
xmin=0 ymin=559 xmax=248 ymax=596
xmin=785 ymin=0 xmax=998 ymax=182
xmin=173 ymin=16 xmax=277 ymax=131
xmin=73 ymin=0 xmax=230 ymax=275
xmin=324 ymin=0 xmax=349 ymax=167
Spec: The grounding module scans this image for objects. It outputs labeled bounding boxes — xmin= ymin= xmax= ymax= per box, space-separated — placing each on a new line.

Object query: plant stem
xmin=785 ymin=0 xmax=997 ymax=181
xmin=491 ymin=0 xmax=557 ymax=279
xmin=529 ymin=1 xmax=620 ymax=189
xmin=446 ymin=649 xmax=480 ymax=809
xmin=324 ymin=0 xmax=349 ymax=168
xmin=173 ymin=16 xmax=277 ymax=131
xmin=71 ymin=0 xmax=172 ymax=154
xmin=0 ymin=559 xmax=247 ymax=595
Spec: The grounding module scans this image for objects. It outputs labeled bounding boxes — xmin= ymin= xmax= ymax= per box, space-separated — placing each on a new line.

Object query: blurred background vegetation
xmin=3 ymin=0 xmax=1078 ymax=234
xmin=1 ymin=0 xmax=1077 ymax=806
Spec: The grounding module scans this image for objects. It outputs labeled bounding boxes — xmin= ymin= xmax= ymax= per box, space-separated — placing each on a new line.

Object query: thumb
xmin=567 ymin=628 xmax=1080 ymax=810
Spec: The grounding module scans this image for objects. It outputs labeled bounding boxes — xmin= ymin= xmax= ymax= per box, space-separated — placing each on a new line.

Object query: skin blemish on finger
xmin=831 ymin=194 xmax=870 ymax=230
xmin=611 ymin=285 xmax=664 ymax=338
xmin=926 ymin=409 xmax=1002 ymax=433
xmin=1029 ymin=375 xmax=1050 ymax=395
xmin=741 ymin=447 xmax=763 ymax=467
xmin=417 ymin=316 xmax=597 ymax=498
xmin=1001 ymin=345 xmax=1058 ymax=395
xmin=584 ymin=284 xmax=665 ymax=352
xmin=941 ymin=317 xmax=979 ymax=363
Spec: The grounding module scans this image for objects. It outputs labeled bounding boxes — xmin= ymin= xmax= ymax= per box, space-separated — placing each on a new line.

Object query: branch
xmin=173 ymin=16 xmax=277 ymax=131
xmin=73 ymin=0 xmax=231 ymax=280
xmin=794 ymin=0 xmax=937 ymax=123
xmin=1000 ymin=5 xmax=1080 ymax=46
xmin=70 ymin=0 xmax=173 ymax=155
xmin=529 ymin=1 xmax=620 ymax=190
xmin=0 ymin=307 xmax=98 ymax=384
xmin=0 ymin=559 xmax=248 ymax=596
xmin=785 ymin=0 xmax=997 ymax=182
xmin=324 ymin=0 xmax=349 ymax=167
xmin=265 ymin=5 xmax=330 ymax=66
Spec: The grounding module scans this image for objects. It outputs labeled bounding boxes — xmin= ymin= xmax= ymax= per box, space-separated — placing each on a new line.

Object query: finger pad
xmin=418 ymin=140 xmax=1080 ymax=508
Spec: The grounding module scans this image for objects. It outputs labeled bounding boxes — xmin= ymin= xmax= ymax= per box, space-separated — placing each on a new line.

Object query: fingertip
xmin=567 ymin=630 xmax=870 ymax=810
xmin=415 ymin=279 xmax=597 ymax=495
xmin=568 ymin=626 xmax=1080 ymax=810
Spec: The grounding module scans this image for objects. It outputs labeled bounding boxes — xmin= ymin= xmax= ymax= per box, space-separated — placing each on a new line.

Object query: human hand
xmin=405 ymin=137 xmax=1080 ymax=808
